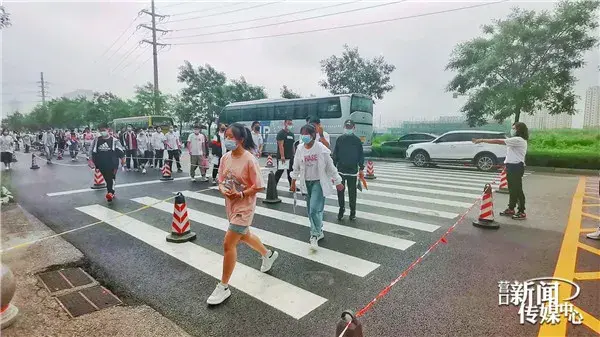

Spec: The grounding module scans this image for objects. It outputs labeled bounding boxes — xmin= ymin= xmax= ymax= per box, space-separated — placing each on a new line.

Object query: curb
xmin=365 ymin=157 xmax=599 ymax=176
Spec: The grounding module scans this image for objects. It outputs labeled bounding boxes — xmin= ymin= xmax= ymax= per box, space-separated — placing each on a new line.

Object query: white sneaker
xmin=316 ymin=233 xmax=325 ymax=242
xmin=207 ymin=283 xmax=231 ymax=305
xmin=201 ymin=176 xmax=209 ymax=182
xmin=190 ymin=177 xmax=196 ymax=182
xmin=309 ymin=236 xmax=318 ymax=249
xmin=586 ymin=230 xmax=600 ymax=240
xmin=260 ymin=250 xmax=279 ymax=272
xmin=142 ymin=168 xmax=147 ymax=174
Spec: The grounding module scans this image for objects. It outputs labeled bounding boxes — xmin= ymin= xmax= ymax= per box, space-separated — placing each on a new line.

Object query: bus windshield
xmin=351 ymin=95 xmax=373 ymax=114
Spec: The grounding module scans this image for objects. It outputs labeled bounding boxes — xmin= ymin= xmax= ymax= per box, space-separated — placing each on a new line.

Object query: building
xmin=520 ymin=109 xmax=572 ymax=130
xmin=61 ymin=89 xmax=95 ymax=100
xmin=583 ymin=86 xmax=600 ymax=128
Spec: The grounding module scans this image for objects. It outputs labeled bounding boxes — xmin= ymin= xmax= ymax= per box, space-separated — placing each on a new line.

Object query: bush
xmin=525 ymin=149 xmax=600 ymax=170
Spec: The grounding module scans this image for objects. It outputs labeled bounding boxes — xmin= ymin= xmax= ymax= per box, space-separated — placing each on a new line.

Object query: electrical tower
xmin=139 ymin=0 xmax=170 ymax=115
xmin=37 ymin=72 xmax=49 ymax=106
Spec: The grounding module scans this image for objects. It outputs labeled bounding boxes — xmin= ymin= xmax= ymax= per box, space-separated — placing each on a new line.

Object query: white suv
xmin=405 ymin=130 xmax=507 ymax=171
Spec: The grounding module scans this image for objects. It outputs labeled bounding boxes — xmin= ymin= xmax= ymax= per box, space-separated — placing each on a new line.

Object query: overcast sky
xmin=1 ymin=0 xmax=598 ymax=128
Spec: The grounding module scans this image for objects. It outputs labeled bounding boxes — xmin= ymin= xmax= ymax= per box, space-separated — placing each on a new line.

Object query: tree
xmin=281 ymin=85 xmax=301 ymax=99
xmin=319 ymin=44 xmax=396 ymax=100
xmin=225 ymin=76 xmax=267 ymax=103
xmin=131 ymin=82 xmax=171 ymax=116
xmin=2 ymin=111 xmax=24 ymax=131
xmin=0 ymin=6 xmax=11 ymax=30
xmin=446 ymin=0 xmax=600 ymax=125
xmin=172 ymin=94 xmax=194 ymax=128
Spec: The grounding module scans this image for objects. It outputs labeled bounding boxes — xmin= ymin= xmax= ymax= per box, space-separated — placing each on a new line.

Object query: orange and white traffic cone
xmin=365 ymin=161 xmax=376 ymax=180
xmin=90 ymin=169 xmax=106 ymax=190
xmin=265 ymin=154 xmax=274 ymax=169
xmin=166 ymin=192 xmax=197 ymax=243
xmin=496 ymin=167 xmax=509 ymax=194
xmin=160 ymin=163 xmax=173 ymax=181
xmin=473 ymin=183 xmax=499 ymax=229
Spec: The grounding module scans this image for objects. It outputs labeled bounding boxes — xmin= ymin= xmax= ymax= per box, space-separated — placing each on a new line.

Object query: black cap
xmin=309 ymin=117 xmax=321 ymax=124
xmin=344 ymin=119 xmax=355 ymax=128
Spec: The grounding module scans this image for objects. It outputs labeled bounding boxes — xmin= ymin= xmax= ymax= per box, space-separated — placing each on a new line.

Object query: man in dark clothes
xmin=275 ymin=119 xmax=295 ymax=188
xmin=333 ymin=119 xmax=364 ymax=220
xmin=88 ymin=123 xmax=126 ymax=202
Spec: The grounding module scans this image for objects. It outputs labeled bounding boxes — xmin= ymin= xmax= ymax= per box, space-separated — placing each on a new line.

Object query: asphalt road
xmin=2 ymin=150 xmax=595 ymax=337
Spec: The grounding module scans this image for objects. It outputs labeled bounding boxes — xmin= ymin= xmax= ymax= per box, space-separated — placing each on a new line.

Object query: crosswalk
xmin=73 ymin=162 xmax=531 ymax=320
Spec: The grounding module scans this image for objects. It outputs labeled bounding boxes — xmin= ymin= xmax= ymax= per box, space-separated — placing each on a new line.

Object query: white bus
xmin=218 ymin=93 xmax=374 ymax=154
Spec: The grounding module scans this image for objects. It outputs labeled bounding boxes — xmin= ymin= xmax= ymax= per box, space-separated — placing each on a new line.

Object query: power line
xmin=165 ymin=1 xmax=406 ymax=40
xmin=97 ymin=15 xmax=141 ymax=60
xmin=172 ymin=1 xmax=510 ymax=46
xmin=166 ymin=2 xmax=280 ymax=24
xmin=129 ymin=54 xmax=153 ymax=75
xmin=111 ymin=42 xmax=143 ymax=72
xmin=167 ymin=2 xmax=243 ymax=17
xmin=170 ymin=1 xmax=361 ymax=32
xmin=106 ymin=28 xmax=142 ymax=61
xmin=120 ymin=44 xmax=150 ymax=72
xmin=159 ymin=2 xmax=188 ymax=10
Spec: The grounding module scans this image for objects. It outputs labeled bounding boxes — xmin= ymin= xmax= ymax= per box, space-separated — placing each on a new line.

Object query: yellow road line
xmin=574 ymin=305 xmax=600 ymax=335
xmin=582 ymin=212 xmax=600 ymax=221
xmin=584 ymin=195 xmax=600 ymax=201
xmin=538 ymin=177 xmax=585 ymax=337
xmin=573 ymin=271 xmax=600 ymax=281
xmin=580 ymin=228 xmax=597 ymax=233
xmin=582 ymin=204 xmax=600 ymax=207
xmin=578 ymin=242 xmax=600 ymax=255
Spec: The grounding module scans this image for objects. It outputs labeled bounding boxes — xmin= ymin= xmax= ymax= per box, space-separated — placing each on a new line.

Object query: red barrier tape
xmin=337 ymin=196 xmax=482 ymax=337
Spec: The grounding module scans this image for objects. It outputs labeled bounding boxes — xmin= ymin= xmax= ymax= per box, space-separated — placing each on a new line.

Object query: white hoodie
xmin=291 ymin=141 xmax=342 ymax=197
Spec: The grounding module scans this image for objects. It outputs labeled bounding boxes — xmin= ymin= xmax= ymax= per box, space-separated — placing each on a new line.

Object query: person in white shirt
xmin=299 ymin=117 xmax=331 ymax=149
xmin=136 ymin=129 xmax=151 ymax=174
xmin=42 ymin=129 xmax=56 ymax=164
xmin=187 ymin=124 xmax=209 ymax=182
xmin=152 ymin=126 xmax=166 ymax=169
xmin=473 ymin=122 xmax=529 ymax=220
xmin=0 ymin=129 xmax=15 ymax=170
xmin=250 ymin=121 xmax=264 ymax=158
xmin=165 ymin=126 xmax=182 ymax=173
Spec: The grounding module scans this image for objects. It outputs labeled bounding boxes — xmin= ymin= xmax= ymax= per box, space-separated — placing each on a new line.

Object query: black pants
xmin=212 ymin=157 xmax=221 ymax=179
xmin=337 ymin=174 xmax=358 ymax=213
xmin=154 ymin=149 xmax=164 ymax=168
xmin=99 ymin=168 xmax=116 ymax=194
xmin=275 ymin=157 xmax=294 ymax=186
xmin=506 ymin=162 xmax=525 ymax=212
xmin=168 ymin=150 xmax=181 ymax=171
xmin=125 ymin=149 xmax=138 ymax=169
xmin=24 ymin=144 xmax=30 ymax=153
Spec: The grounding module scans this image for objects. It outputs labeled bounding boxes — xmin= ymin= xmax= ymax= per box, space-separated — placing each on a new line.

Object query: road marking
xmin=578 ymin=242 xmax=600 ymax=255
xmin=374 ymin=175 xmax=497 ymax=188
xmin=133 ymin=197 xmax=380 ymax=277
xmin=375 ymin=167 xmax=502 ymax=180
xmin=375 ymin=171 xmax=498 ymax=184
xmin=574 ymin=305 xmax=600 ymax=334
xmin=582 ymin=212 xmax=600 ymax=221
xmin=47 ymin=177 xmax=190 ymax=197
xmin=76 ymin=204 xmax=327 ymax=320
xmin=209 ymin=187 xmax=447 ymax=229
xmin=582 ymin=204 xmax=600 ymax=207
xmin=573 ymin=271 xmax=600 ymax=280
xmin=365 ymin=179 xmax=483 ymax=192
xmin=374 ymin=165 xmax=500 ymax=177
xmin=538 ymin=177 xmax=585 ymax=337
xmin=580 ymin=228 xmax=597 ymax=233
xmin=180 ymin=191 xmax=415 ymax=250
xmin=276 ymin=185 xmax=473 ymax=208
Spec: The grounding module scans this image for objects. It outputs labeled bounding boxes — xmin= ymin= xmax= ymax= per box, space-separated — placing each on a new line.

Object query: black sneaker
xmin=349 ymin=212 xmax=356 ymax=221
xmin=499 ymin=208 xmax=515 ymax=216
xmin=337 ymin=208 xmax=345 ymax=221
xmin=512 ymin=212 xmax=526 ymax=220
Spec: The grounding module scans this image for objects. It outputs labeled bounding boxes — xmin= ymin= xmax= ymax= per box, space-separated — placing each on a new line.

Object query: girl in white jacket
xmin=291 ymin=124 xmax=344 ymax=249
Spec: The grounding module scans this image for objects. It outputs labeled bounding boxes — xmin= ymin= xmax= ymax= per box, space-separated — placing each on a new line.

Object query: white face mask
xmin=510 ymin=129 xmax=517 ymax=137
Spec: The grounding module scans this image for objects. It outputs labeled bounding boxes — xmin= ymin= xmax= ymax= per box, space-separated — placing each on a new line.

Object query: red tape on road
xmin=337 ymin=196 xmax=482 ymax=337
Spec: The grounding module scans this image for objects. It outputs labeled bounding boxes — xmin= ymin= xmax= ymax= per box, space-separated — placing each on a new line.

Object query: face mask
xmin=224 ymin=139 xmax=238 ymax=151
xmin=344 ymin=129 xmax=354 ymax=135
xmin=254 ymin=126 xmax=260 ymax=132
xmin=127 ymin=127 xmax=132 ymax=131
xmin=510 ymin=129 xmax=516 ymax=137
xmin=301 ymin=135 xmax=312 ymax=144
xmin=286 ymin=124 xmax=293 ymax=130
xmin=194 ymin=129 xmax=200 ymax=135
xmin=169 ymin=129 xmax=174 ymax=133
xmin=100 ymin=131 xmax=108 ymax=137
xmin=3 ymin=132 xmax=8 ymax=136
xmin=220 ymin=128 xmax=226 ymax=132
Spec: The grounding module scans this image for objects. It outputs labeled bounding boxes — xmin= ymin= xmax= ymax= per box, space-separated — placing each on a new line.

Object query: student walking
xmin=210 ymin=124 xmax=227 ymax=185
xmin=291 ymin=124 xmax=344 ymax=248
xmin=187 ymin=125 xmax=209 ymax=182
xmin=275 ymin=119 xmax=295 ymax=187
xmin=136 ymin=129 xmax=151 ymax=174
xmin=42 ymin=129 xmax=56 ymax=164
xmin=0 ymin=129 xmax=15 ymax=171
xmin=88 ymin=124 xmax=126 ymax=202
xmin=473 ymin=122 xmax=529 ymax=220
xmin=122 ymin=124 xmax=139 ymax=171
xmin=165 ymin=126 xmax=182 ymax=173
xmin=333 ymin=120 xmax=365 ymax=221
xmin=250 ymin=121 xmax=264 ymax=158
xmin=68 ymin=130 xmax=80 ymax=161
xmin=207 ymin=123 xmax=278 ymax=305
xmin=22 ymin=133 xmax=31 ymax=153
xmin=152 ymin=126 xmax=166 ymax=169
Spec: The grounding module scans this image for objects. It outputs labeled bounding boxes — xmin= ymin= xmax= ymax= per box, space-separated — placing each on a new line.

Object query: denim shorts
xmin=228 ymin=223 xmax=249 ymax=235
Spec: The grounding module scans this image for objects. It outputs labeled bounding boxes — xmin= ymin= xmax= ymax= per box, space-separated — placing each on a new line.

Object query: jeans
xmin=506 ymin=162 xmax=525 ymax=212
xmin=154 ymin=149 xmax=164 ymax=168
xmin=125 ymin=149 xmax=138 ymax=169
xmin=305 ymin=180 xmax=325 ymax=237
xmin=337 ymin=174 xmax=357 ymax=214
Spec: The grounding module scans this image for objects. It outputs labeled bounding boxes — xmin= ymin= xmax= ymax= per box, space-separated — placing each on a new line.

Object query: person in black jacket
xmin=88 ymin=123 xmax=126 ymax=202
xmin=333 ymin=119 xmax=364 ymax=220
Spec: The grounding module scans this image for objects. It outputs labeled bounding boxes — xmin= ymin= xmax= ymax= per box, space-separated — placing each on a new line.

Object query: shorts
xmin=228 ymin=223 xmax=249 ymax=235
xmin=1 ymin=152 xmax=12 ymax=164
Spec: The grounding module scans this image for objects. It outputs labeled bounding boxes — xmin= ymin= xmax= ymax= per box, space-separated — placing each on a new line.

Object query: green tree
xmin=281 ymin=85 xmax=301 ymax=99
xmin=319 ymin=44 xmax=396 ymax=100
xmin=225 ymin=77 xmax=267 ymax=102
xmin=172 ymin=94 xmax=195 ymax=128
xmin=131 ymin=82 xmax=171 ymax=116
xmin=2 ymin=111 xmax=24 ymax=131
xmin=446 ymin=0 xmax=600 ymax=125
xmin=0 ymin=6 xmax=11 ymax=30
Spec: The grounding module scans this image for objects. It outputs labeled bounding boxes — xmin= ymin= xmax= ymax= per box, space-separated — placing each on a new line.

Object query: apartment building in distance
xmin=583 ymin=85 xmax=600 ymax=128
xmin=520 ymin=109 xmax=573 ymax=130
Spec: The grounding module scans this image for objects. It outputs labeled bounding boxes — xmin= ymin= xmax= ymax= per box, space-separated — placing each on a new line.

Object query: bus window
xmin=318 ymin=98 xmax=341 ymax=119
xmin=256 ymin=106 xmax=274 ymax=120
xmin=226 ymin=108 xmax=242 ymax=124
xmin=293 ymin=102 xmax=309 ymax=120
xmin=274 ymin=104 xmax=293 ymax=120
xmin=351 ymin=95 xmax=373 ymax=114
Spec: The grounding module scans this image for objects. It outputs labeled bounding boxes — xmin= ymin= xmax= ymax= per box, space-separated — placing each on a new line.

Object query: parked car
xmin=380 ymin=133 xmax=437 ymax=157
xmin=405 ymin=130 xmax=506 ymax=171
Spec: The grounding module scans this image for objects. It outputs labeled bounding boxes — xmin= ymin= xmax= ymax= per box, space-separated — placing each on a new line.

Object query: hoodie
xmin=291 ymin=141 xmax=342 ymax=197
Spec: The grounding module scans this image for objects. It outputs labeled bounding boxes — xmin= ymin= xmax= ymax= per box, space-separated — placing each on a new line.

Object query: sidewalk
xmin=1 ymin=203 xmax=191 ymax=337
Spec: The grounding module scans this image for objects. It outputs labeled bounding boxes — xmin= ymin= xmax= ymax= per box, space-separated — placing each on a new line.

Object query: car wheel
xmin=475 ymin=154 xmax=496 ymax=171
xmin=412 ymin=151 xmax=429 ymax=167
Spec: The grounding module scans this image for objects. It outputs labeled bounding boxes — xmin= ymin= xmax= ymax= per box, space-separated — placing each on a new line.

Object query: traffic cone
xmin=266 ymin=154 xmax=274 ymax=169
xmin=472 ymin=183 xmax=499 ymax=229
xmin=160 ymin=163 xmax=174 ymax=181
xmin=336 ymin=310 xmax=363 ymax=337
xmin=0 ymin=264 xmax=19 ymax=329
xmin=262 ymin=171 xmax=281 ymax=204
xmin=90 ymin=169 xmax=107 ymax=189
xmin=166 ymin=192 xmax=197 ymax=243
xmin=30 ymin=153 xmax=39 ymax=170
xmin=365 ymin=161 xmax=376 ymax=180
xmin=496 ymin=166 xmax=509 ymax=194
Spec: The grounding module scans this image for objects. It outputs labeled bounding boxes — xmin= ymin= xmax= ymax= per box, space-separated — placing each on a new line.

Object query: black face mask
xmin=254 ymin=126 xmax=260 ymax=132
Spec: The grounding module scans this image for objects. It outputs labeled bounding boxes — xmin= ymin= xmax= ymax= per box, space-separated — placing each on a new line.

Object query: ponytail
xmin=229 ymin=123 xmax=256 ymax=151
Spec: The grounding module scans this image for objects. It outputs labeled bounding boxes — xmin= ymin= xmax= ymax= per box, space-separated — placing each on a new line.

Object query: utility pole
xmin=140 ymin=0 xmax=169 ymax=115
xmin=38 ymin=72 xmax=47 ymax=107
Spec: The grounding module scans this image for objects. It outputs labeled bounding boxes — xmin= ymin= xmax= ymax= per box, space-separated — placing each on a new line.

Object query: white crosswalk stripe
xmin=374 ymin=166 xmax=500 ymax=178
xmin=374 ymin=171 xmax=499 ymax=185
xmin=374 ymin=175 xmax=497 ymax=188
xmin=76 ymin=205 xmax=328 ymax=320
xmin=364 ymin=179 xmax=483 ymax=192
xmin=132 ymin=197 xmax=380 ymax=277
